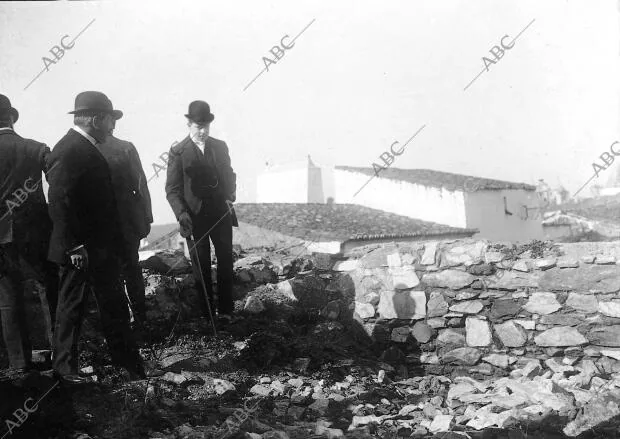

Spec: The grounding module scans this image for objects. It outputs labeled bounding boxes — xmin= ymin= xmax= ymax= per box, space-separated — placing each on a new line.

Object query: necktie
xmin=203 ymin=145 xmax=216 ymax=168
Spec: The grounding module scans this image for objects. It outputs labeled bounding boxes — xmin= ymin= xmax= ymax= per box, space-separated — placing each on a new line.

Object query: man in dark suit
xmin=166 ymin=101 xmax=238 ymax=320
xmin=47 ymin=91 xmax=145 ymax=384
xmin=97 ymin=121 xmax=152 ymax=325
xmin=0 ymin=94 xmax=58 ymax=375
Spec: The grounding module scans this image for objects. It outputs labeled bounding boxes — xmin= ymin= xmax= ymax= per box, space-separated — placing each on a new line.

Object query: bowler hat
xmin=69 ymin=91 xmax=123 ymax=120
xmin=0 ymin=94 xmax=19 ymax=123
xmin=185 ymin=100 xmax=214 ymax=124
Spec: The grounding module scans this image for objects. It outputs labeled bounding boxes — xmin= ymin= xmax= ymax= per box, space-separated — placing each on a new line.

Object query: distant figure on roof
xmin=536 ymin=179 xmax=552 ymax=207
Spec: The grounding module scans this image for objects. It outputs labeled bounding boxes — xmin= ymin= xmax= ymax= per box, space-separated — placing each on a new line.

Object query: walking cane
xmin=186 ymin=236 xmax=218 ymax=337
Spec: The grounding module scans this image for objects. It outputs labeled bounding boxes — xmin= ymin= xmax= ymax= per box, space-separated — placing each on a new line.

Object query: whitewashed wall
xmin=334 ymin=169 xmax=545 ymax=241
xmin=334 ymin=169 xmax=468 ymax=228
xmin=463 ymin=189 xmax=544 ymax=242
xmin=257 ymin=166 xmax=309 ymax=203
xmin=257 ymin=160 xmax=326 ymax=203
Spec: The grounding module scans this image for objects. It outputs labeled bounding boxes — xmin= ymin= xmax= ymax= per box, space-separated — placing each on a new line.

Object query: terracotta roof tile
xmin=336 ymin=166 xmax=536 ymax=192
xmin=233 ymin=203 xmax=477 ymax=242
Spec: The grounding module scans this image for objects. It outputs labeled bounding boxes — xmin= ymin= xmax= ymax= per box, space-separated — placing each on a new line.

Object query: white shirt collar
xmin=0 ymin=127 xmax=14 ymax=133
xmin=191 ymin=137 xmax=205 ymax=149
xmin=72 ymin=125 xmax=98 ymax=146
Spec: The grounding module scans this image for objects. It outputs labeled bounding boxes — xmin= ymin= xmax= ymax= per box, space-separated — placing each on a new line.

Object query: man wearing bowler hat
xmin=47 ymin=91 xmax=145 ymax=384
xmin=97 ymin=117 xmax=153 ymax=328
xmin=0 ymin=94 xmax=59 ymax=378
xmin=166 ymin=101 xmax=238 ymax=322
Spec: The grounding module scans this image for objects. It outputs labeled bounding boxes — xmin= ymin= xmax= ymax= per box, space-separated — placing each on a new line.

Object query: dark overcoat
xmin=0 ymin=129 xmax=51 ymax=245
xmin=165 ymin=135 xmax=238 ymax=225
xmin=47 ymin=129 xmax=124 ymax=264
xmin=97 ymin=135 xmax=153 ymax=241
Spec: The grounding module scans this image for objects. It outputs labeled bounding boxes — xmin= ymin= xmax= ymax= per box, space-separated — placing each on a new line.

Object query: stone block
xmin=439 ymin=241 xmax=486 ymax=268
xmin=489 ymin=299 xmax=521 ymax=319
xmin=465 ymin=318 xmax=492 ymax=347
xmin=565 ymin=293 xmax=598 ymax=313
xmin=494 ymin=321 xmax=528 ymax=347
xmin=423 ymin=270 xmax=475 ymax=289
xmin=523 ymin=292 xmax=561 ymax=315
xmin=427 ymin=291 xmax=449 ymax=317
xmin=485 ymin=251 xmax=505 ymax=264
xmin=534 ymin=326 xmax=588 ymax=347
xmin=411 ymin=321 xmax=433 ymax=343
xmin=513 ymin=319 xmax=535 ymax=330
xmin=599 ymin=300 xmax=620 ymax=318
xmin=492 ymin=271 xmax=539 ymax=290
xmin=377 ymin=290 xmax=426 ymax=320
xmin=482 ymin=354 xmax=512 ymax=369
xmin=449 ymin=300 xmax=483 ymax=314
xmin=535 ymin=258 xmax=557 ymax=270
xmin=426 ymin=317 xmax=446 ymax=329
xmin=354 ymin=302 xmax=376 ymax=319
xmin=421 ymin=242 xmax=438 ymax=265
xmin=437 ymin=328 xmax=466 ymax=346
xmin=390 ymin=267 xmax=420 ymax=289
xmin=538 ymin=264 xmax=620 ymax=294
xmin=539 ymin=314 xmax=582 ymax=326
xmin=441 ymin=347 xmax=482 ymax=365
xmin=588 ymin=325 xmax=620 ymax=347
xmin=512 ymin=260 xmax=530 ymax=272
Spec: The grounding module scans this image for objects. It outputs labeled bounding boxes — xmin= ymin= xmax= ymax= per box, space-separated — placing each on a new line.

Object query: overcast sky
xmin=1 ymin=0 xmax=618 ymax=225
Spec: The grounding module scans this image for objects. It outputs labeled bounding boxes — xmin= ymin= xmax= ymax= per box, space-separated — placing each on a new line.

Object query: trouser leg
xmin=209 ymin=213 xmax=234 ymax=314
xmin=52 ymin=265 xmax=88 ymax=376
xmin=122 ymin=238 xmax=145 ymax=323
xmin=188 ymin=228 xmax=214 ymax=318
xmin=90 ymin=251 xmax=142 ymax=372
xmin=0 ymin=244 xmax=31 ymax=370
xmin=16 ymin=240 xmax=58 ymax=347
xmin=42 ymin=259 xmax=59 ymax=329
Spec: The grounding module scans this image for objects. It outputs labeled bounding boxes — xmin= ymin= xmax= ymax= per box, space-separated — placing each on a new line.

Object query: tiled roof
xmin=233 ymin=203 xmax=477 ymax=242
xmin=335 ymin=166 xmax=536 ymax=192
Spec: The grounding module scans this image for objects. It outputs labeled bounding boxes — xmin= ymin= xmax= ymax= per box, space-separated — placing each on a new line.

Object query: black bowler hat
xmin=0 ymin=94 xmax=19 ymax=123
xmin=185 ymin=100 xmax=214 ymax=124
xmin=68 ymin=91 xmax=123 ymax=120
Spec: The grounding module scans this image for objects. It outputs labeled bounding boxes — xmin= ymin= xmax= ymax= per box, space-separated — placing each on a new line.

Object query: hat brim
xmin=185 ymin=113 xmax=215 ymax=124
xmin=68 ymin=109 xmax=123 ymax=120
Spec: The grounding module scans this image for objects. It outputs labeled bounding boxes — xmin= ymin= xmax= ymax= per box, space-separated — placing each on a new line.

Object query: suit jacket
xmin=47 ymin=129 xmax=124 ymax=264
xmin=97 ymin=136 xmax=153 ymax=241
xmin=0 ymin=129 xmax=52 ymax=245
xmin=165 ymin=135 xmax=238 ymax=226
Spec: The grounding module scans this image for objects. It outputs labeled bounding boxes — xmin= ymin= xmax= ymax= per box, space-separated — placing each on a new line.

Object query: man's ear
xmin=92 ymin=114 xmax=104 ymax=130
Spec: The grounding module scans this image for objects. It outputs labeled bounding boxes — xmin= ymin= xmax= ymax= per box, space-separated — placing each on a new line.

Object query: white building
xmin=257 ymin=155 xmax=325 ymax=203
xmin=334 ymin=167 xmax=544 ymax=242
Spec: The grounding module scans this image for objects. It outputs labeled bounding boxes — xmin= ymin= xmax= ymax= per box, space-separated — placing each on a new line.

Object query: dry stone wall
xmin=329 ymin=239 xmax=620 ymax=376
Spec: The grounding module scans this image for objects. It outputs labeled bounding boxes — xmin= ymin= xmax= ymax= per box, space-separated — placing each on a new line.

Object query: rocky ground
xmin=2 ymin=243 xmax=620 ymax=438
